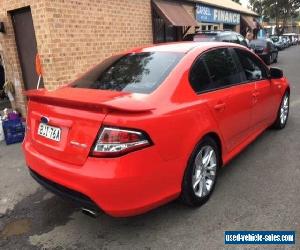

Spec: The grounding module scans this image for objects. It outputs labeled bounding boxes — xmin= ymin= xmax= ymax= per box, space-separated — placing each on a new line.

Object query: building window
xmin=152 ymin=8 xmax=178 ymax=43
xmin=223 ymin=24 xmax=235 ymax=31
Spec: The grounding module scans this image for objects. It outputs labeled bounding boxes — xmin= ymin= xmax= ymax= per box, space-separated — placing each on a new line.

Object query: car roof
xmin=130 ymin=42 xmax=244 ymax=54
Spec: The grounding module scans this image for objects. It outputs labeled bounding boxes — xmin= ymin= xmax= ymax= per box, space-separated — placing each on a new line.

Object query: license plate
xmin=38 ymin=123 xmax=61 ymax=142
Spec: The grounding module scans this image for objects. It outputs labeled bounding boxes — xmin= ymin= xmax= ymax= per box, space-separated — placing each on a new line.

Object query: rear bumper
xmin=23 ymin=139 xmax=184 ymax=217
xmin=29 ymin=168 xmax=100 ymax=212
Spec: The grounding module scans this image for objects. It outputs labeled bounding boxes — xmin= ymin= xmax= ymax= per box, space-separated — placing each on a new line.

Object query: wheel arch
xmin=203 ymin=132 xmax=223 ymax=167
xmin=186 ymin=131 xmax=224 ymax=169
xmin=180 ymin=130 xmax=224 ymax=205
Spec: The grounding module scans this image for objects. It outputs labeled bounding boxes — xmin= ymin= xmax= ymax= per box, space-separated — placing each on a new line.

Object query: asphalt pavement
xmin=0 ymin=45 xmax=299 ymax=250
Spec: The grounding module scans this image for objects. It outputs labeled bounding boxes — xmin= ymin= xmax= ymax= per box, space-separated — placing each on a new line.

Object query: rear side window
xmin=234 ymin=49 xmax=268 ymax=81
xmin=189 ymin=58 xmax=211 ymax=93
xmin=72 ymin=52 xmax=183 ymax=94
xmin=203 ymin=48 xmax=241 ymax=89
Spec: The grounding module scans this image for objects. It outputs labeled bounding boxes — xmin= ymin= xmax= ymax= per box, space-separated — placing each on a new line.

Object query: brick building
xmin=0 ymin=0 xmax=257 ymax=115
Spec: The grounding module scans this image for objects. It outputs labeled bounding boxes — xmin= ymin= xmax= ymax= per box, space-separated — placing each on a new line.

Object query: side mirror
xmin=269 ymin=67 xmax=283 ymax=79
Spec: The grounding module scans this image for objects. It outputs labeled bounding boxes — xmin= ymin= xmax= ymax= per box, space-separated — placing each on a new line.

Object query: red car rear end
xmin=23 ymin=42 xmax=290 ymax=217
xmin=23 ymin=87 xmax=184 ymax=217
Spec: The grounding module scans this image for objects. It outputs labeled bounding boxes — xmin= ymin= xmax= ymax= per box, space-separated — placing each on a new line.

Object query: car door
xmin=234 ymin=48 xmax=276 ymax=130
xmin=190 ymin=48 xmax=254 ymax=152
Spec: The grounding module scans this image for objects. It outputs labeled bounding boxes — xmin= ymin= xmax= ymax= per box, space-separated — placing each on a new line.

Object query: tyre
xmin=180 ymin=136 xmax=220 ymax=207
xmin=272 ymin=92 xmax=290 ymax=129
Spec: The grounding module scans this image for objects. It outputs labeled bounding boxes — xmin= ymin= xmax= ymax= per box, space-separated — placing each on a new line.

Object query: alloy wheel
xmin=280 ymin=94 xmax=289 ymax=125
xmin=192 ymin=146 xmax=217 ymax=198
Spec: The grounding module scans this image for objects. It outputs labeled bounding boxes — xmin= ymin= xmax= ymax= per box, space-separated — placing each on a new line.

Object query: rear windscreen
xmin=71 ymin=52 xmax=183 ymax=94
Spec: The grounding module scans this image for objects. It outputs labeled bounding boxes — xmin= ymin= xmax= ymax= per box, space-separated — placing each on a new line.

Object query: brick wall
xmin=0 ymin=0 xmax=47 ymax=115
xmin=0 ymin=0 xmax=153 ymax=115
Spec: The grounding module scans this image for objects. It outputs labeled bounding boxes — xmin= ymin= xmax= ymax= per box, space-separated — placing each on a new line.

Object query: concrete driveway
xmin=0 ymin=46 xmax=299 ymax=250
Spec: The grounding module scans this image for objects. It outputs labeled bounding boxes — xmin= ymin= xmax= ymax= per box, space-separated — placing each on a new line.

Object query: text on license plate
xmin=38 ymin=123 xmax=61 ymax=141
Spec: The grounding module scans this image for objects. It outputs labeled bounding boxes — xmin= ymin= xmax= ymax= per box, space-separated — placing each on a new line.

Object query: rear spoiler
xmin=25 ymin=89 xmax=155 ymax=113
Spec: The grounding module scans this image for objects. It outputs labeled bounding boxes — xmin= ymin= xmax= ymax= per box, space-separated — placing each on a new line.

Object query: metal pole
xmin=37 ymin=75 xmax=41 ymax=89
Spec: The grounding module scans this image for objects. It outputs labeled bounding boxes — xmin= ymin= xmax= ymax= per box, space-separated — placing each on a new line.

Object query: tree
xmin=249 ymin=0 xmax=300 ymax=34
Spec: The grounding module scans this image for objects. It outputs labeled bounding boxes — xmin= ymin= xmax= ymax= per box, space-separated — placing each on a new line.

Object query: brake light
xmin=91 ymin=127 xmax=151 ymax=157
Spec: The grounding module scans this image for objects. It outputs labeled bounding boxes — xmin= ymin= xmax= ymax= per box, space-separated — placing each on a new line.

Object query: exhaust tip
xmin=81 ymin=208 xmax=99 ymax=218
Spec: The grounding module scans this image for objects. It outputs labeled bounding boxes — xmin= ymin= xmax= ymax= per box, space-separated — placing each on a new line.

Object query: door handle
xmin=214 ymin=102 xmax=226 ymax=111
xmin=252 ymin=91 xmax=259 ymax=98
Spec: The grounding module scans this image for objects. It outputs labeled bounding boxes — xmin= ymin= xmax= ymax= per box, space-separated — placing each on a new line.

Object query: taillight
xmin=90 ymin=127 xmax=152 ymax=157
xmin=264 ymin=47 xmax=269 ymax=53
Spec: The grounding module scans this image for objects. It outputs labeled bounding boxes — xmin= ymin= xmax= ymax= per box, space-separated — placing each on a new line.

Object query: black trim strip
xmin=29 ymin=168 xmax=100 ymax=211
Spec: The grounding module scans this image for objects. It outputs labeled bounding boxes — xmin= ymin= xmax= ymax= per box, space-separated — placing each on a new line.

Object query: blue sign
xmin=196 ymin=4 xmax=240 ymax=25
xmin=224 ymin=231 xmax=295 ymax=245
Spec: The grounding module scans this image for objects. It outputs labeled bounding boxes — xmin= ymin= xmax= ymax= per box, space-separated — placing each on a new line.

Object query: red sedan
xmin=23 ymin=42 xmax=290 ymax=217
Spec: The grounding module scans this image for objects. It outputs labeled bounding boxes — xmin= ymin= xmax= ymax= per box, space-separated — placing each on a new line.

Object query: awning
xmin=241 ymin=15 xmax=256 ymax=30
xmin=152 ymin=0 xmax=198 ymax=27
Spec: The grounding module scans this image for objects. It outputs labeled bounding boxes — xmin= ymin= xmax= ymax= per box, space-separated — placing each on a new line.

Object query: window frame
xmin=188 ymin=47 xmax=247 ymax=95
